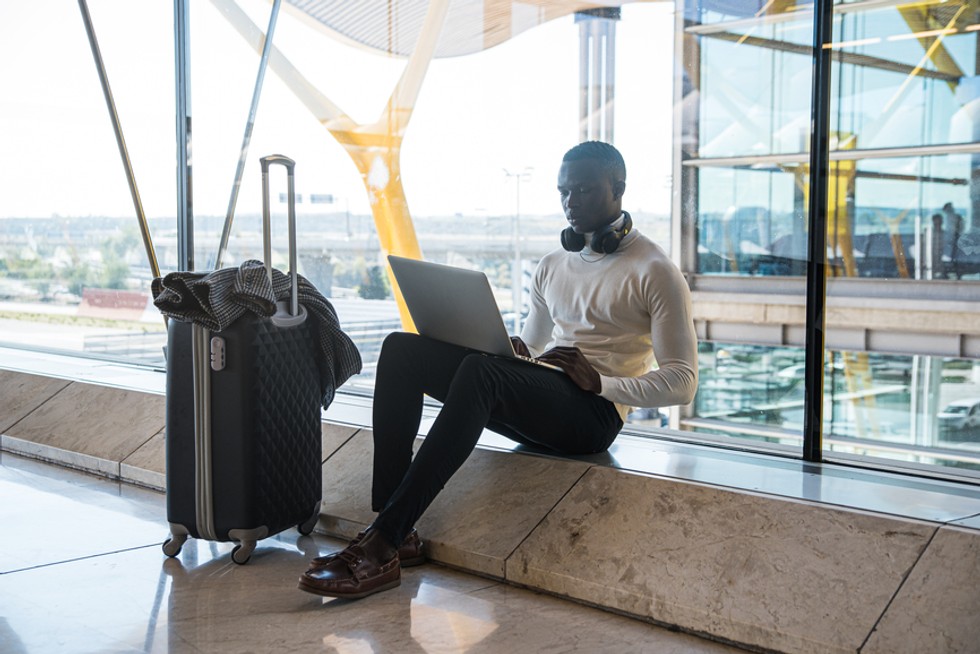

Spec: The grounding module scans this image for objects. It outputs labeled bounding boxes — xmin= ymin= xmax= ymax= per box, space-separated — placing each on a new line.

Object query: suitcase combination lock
xmin=210 ymin=337 xmax=227 ymax=371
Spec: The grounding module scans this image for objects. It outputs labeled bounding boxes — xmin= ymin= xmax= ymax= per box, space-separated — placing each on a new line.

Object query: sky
xmin=0 ymin=0 xmax=675 ymax=222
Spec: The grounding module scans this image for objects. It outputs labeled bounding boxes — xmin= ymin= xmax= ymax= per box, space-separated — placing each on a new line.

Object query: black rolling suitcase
xmin=161 ymin=155 xmax=323 ymax=564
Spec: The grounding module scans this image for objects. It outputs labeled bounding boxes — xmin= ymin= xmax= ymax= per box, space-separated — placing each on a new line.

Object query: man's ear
xmin=613 ymin=180 xmax=626 ymax=200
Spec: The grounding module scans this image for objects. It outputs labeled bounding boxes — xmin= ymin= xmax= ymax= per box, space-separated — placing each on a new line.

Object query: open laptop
xmin=387 ymin=255 xmax=562 ymax=372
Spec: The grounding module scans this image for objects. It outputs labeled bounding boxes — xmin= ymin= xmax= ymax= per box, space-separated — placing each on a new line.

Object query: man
xmin=298 ymin=141 xmax=699 ymax=599
xmin=942 ymin=202 xmax=964 ymax=279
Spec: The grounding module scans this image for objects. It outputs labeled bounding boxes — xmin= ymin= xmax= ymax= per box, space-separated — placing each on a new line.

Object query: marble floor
xmin=0 ymin=453 xmax=746 ymax=654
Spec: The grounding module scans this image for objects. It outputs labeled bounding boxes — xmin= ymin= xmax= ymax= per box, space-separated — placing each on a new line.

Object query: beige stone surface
xmin=5 ymin=383 xmax=165 ymax=464
xmin=508 ymin=466 xmax=935 ymax=654
xmin=417 ymin=447 xmax=589 ymax=578
xmin=319 ymin=428 xmax=380 ymax=535
xmin=690 ymin=292 xmax=980 ymax=334
xmin=121 ymin=429 xmax=165 ymax=476
xmin=863 ymin=525 xmax=980 ymax=654
xmin=321 ymin=422 xmax=358 ymax=462
xmin=319 ymin=430 xmax=590 ymax=577
xmin=0 ymin=370 xmax=70 ymax=433
xmin=1 ymin=435 xmax=119 ymax=478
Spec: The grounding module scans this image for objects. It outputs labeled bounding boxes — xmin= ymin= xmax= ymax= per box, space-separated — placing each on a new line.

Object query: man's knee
xmin=381 ymin=330 xmax=416 ymax=352
xmin=379 ymin=331 xmax=422 ymax=362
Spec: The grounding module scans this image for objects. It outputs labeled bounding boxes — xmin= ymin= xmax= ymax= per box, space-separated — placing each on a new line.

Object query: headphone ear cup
xmin=590 ymin=212 xmax=633 ymax=254
xmin=590 ymin=225 xmax=615 ymax=254
xmin=561 ymin=227 xmax=586 ymax=252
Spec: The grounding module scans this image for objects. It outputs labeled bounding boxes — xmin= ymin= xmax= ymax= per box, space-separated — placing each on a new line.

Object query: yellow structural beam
xmin=214 ymin=0 xmax=456 ymax=331
xmin=898 ymin=3 xmax=968 ymax=94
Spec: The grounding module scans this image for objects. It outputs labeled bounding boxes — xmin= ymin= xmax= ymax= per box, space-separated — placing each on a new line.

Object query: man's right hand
xmin=510 ymin=336 xmax=531 ymax=357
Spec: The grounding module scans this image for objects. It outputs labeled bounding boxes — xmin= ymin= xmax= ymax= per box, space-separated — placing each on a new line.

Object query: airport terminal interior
xmin=2 ymin=1 xmax=980 ymax=653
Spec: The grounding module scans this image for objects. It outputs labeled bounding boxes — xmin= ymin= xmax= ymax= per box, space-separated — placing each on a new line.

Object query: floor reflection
xmin=0 ymin=453 xmax=744 ymax=653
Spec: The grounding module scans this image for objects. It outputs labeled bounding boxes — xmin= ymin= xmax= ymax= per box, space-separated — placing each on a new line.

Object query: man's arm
xmin=598 ymin=266 xmax=699 ymax=408
xmin=517 ymin=265 xmax=554 ymax=356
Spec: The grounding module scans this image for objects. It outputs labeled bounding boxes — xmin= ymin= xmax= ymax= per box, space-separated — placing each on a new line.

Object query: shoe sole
xmin=298 ymin=576 xmax=400 ymax=600
xmin=308 ymin=555 xmax=425 ymax=571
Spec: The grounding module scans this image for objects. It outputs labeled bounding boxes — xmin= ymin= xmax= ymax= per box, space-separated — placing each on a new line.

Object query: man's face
xmin=557 ymin=158 xmax=625 ymax=234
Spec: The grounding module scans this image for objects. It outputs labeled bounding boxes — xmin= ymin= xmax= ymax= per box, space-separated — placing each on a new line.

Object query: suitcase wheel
xmin=162 ymin=533 xmax=187 ymax=558
xmin=298 ymin=504 xmax=320 ymax=536
xmin=232 ymin=541 xmax=255 ymax=565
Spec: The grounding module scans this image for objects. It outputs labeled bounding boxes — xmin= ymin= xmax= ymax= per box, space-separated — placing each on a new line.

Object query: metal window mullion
xmin=674 ymin=0 xmax=700 ymax=276
xmin=78 ymin=0 xmax=161 ymax=283
xmin=802 ymin=0 xmax=835 ymax=463
xmin=175 ymin=0 xmax=193 ymax=271
xmin=213 ymin=0 xmax=282 ymax=271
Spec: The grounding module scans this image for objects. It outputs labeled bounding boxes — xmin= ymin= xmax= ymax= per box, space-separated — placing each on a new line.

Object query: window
xmin=679 ymin=0 xmax=980 ymax=479
xmin=2 ymin=0 xmax=977 ymax=482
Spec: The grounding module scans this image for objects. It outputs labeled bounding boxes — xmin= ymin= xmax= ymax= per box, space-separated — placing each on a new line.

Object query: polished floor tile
xmin=0 ymin=453 xmax=744 ymax=654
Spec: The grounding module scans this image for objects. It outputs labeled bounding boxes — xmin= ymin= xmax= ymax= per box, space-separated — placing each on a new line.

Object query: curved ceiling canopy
xmin=282 ymin=0 xmax=646 ymax=58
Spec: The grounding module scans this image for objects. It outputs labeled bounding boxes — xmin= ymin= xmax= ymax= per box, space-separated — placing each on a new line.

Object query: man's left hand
xmin=538 ymin=346 xmax=601 ymax=393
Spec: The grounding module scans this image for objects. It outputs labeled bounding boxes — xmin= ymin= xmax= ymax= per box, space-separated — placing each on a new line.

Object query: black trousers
xmin=370 ymin=332 xmax=623 ymax=544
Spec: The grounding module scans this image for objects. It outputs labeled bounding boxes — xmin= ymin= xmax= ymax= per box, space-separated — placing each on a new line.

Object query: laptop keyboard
xmin=516 ymin=354 xmax=564 ymax=372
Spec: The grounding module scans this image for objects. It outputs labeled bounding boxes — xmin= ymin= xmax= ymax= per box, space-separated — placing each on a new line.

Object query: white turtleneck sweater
xmin=520 ymin=226 xmax=699 ymax=421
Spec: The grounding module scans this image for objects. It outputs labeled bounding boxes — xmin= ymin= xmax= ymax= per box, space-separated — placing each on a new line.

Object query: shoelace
xmin=336 ymin=548 xmax=363 ymax=572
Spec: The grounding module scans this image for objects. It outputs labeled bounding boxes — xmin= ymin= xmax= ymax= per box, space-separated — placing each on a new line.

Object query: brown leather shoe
xmin=298 ymin=529 xmax=400 ymax=599
xmin=308 ymin=528 xmax=424 ymax=569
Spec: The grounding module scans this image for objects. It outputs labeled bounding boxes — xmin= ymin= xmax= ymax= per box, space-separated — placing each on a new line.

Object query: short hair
xmin=562 ymin=141 xmax=626 ymax=183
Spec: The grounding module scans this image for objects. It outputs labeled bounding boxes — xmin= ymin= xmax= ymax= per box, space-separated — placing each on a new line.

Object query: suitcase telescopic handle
xmin=259 ymin=155 xmax=299 ymax=316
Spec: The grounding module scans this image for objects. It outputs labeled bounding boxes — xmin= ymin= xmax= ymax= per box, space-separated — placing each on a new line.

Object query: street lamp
xmin=503 ymin=167 xmax=533 ymax=333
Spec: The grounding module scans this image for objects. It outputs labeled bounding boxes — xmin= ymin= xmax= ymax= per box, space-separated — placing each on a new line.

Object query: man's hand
xmin=538 ymin=346 xmax=602 ymax=394
xmin=510 ymin=336 xmax=531 ymax=357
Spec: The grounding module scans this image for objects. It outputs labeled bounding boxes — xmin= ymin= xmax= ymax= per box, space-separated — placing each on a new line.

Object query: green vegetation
xmin=358 ymin=265 xmax=390 ymax=300
xmin=0 ymin=225 xmax=139 ymax=298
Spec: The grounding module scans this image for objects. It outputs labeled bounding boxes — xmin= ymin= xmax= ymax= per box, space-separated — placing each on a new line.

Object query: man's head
xmin=558 ymin=141 xmax=626 ymax=234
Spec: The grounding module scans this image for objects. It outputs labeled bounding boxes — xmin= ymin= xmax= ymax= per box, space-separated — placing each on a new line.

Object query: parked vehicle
xmin=938 ymin=398 xmax=980 ymax=441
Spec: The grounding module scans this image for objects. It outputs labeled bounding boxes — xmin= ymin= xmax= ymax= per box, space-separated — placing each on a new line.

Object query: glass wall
xmin=0 ymin=1 xmax=674 ymax=390
xmin=0 ymin=2 xmax=176 ymax=366
xmin=2 ymin=0 xmax=978 ymax=482
xmin=679 ymin=0 xmax=980 ymax=479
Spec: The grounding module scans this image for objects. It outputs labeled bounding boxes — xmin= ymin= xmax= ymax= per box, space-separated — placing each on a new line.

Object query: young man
xmin=298 ymin=141 xmax=699 ymax=599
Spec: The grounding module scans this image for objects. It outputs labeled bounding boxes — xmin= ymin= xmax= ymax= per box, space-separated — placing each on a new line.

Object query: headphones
xmin=560 ymin=211 xmax=633 ymax=254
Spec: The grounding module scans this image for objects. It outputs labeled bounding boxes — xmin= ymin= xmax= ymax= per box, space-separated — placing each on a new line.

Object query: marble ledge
xmin=506 ymin=466 xmax=941 ymax=654
xmin=318 ymin=429 xmax=591 ymax=579
xmin=1 ymin=434 xmax=121 ymax=479
xmin=862 ymin=524 xmax=980 ymax=653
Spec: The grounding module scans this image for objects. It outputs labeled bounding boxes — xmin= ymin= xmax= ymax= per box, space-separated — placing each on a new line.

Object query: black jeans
xmin=370 ymin=332 xmax=623 ymax=545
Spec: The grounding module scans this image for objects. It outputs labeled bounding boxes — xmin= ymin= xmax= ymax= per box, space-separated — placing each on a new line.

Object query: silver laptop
xmin=387 ymin=255 xmax=561 ymax=372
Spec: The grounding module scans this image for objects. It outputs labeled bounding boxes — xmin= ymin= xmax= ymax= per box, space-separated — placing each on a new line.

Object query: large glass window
xmin=679 ymin=0 xmax=979 ymax=479
xmin=0 ymin=1 xmax=175 ymax=366
xmin=2 ymin=0 xmax=978 ymax=483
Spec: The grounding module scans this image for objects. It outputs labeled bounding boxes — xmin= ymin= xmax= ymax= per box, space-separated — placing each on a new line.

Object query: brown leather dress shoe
xmin=308 ymin=528 xmax=424 ymax=569
xmin=298 ymin=529 xmax=400 ymax=599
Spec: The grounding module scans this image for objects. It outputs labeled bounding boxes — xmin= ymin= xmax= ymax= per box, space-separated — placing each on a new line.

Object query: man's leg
xmin=301 ymin=341 xmax=621 ymax=599
xmin=370 ymin=332 xmax=478 ymax=512
xmin=371 ymin=352 xmax=622 ymax=545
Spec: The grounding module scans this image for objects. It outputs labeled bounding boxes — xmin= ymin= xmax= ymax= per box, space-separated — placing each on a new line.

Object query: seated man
xmin=298 ymin=141 xmax=699 ymax=600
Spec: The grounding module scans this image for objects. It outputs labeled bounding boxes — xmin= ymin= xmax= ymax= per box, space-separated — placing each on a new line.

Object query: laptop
xmin=387 ymin=255 xmax=562 ymax=372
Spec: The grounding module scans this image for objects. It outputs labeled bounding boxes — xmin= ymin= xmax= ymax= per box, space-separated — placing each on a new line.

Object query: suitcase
xmin=162 ymin=155 xmax=322 ymax=564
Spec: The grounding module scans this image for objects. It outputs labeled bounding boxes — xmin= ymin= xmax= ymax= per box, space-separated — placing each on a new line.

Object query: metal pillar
xmin=175 ymin=0 xmax=193 ymax=271
xmin=575 ymin=8 xmax=620 ymax=144
xmin=673 ymin=0 xmax=701 ymax=276
xmin=802 ymin=0 xmax=835 ymax=463
xmin=77 ymin=0 xmax=161 ymax=281
xmin=213 ymin=0 xmax=282 ymax=270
